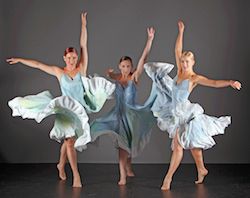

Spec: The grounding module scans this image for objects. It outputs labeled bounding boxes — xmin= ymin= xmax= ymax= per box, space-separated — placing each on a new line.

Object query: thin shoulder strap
xmin=118 ymin=74 xmax=122 ymax=80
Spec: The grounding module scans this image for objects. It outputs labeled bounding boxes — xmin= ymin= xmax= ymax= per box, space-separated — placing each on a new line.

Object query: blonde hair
xmin=182 ymin=51 xmax=195 ymax=61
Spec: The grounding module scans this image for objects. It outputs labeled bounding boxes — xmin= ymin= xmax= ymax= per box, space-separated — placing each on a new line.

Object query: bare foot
xmin=118 ymin=180 xmax=126 ymax=185
xmin=195 ymin=169 xmax=208 ymax=184
xmin=127 ymin=171 xmax=135 ymax=177
xmin=72 ymin=175 xmax=82 ymax=187
xmin=118 ymin=171 xmax=127 ymax=185
xmin=57 ymin=164 xmax=66 ymax=180
xmin=161 ymin=178 xmax=172 ymax=190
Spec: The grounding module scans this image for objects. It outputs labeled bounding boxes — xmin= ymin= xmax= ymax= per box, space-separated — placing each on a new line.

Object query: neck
xmin=65 ymin=65 xmax=76 ymax=71
xmin=181 ymin=69 xmax=193 ymax=76
xmin=122 ymin=74 xmax=131 ymax=79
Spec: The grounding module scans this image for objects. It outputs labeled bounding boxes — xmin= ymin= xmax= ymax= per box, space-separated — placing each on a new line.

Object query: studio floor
xmin=0 ymin=163 xmax=249 ymax=198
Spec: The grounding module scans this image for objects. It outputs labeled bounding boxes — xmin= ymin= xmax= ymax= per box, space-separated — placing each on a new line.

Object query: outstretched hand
xmin=6 ymin=58 xmax=19 ymax=64
xmin=231 ymin=81 xmax=242 ymax=90
xmin=147 ymin=27 xmax=155 ymax=40
xmin=106 ymin=68 xmax=114 ymax=77
xmin=178 ymin=21 xmax=185 ymax=32
xmin=81 ymin=12 xmax=87 ymax=26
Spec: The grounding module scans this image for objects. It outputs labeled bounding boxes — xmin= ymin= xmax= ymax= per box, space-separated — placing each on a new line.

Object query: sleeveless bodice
xmin=115 ymin=80 xmax=137 ymax=106
xmin=90 ymin=79 xmax=156 ymax=157
xmin=60 ymin=72 xmax=85 ymax=105
xmin=172 ymin=75 xmax=190 ymax=108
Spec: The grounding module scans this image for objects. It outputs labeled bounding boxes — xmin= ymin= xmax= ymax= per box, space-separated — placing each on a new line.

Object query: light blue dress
xmin=8 ymin=70 xmax=115 ymax=151
xmin=144 ymin=62 xmax=231 ymax=150
xmin=90 ymin=79 xmax=157 ymax=157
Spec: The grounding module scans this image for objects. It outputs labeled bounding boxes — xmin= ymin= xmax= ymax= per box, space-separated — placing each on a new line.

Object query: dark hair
xmin=64 ymin=47 xmax=77 ymax=56
xmin=119 ymin=56 xmax=132 ymax=64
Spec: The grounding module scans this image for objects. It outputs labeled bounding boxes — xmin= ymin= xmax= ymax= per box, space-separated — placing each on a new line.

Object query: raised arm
xmin=133 ymin=27 xmax=155 ymax=83
xmin=175 ymin=21 xmax=185 ymax=73
xmin=6 ymin=58 xmax=62 ymax=79
xmin=193 ymin=75 xmax=241 ymax=90
xmin=77 ymin=12 xmax=88 ymax=77
xmin=106 ymin=68 xmax=120 ymax=81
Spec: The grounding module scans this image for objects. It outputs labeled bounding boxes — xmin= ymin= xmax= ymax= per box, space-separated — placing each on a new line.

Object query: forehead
xmin=65 ymin=52 xmax=78 ymax=57
xmin=120 ymin=60 xmax=132 ymax=65
xmin=181 ymin=55 xmax=192 ymax=61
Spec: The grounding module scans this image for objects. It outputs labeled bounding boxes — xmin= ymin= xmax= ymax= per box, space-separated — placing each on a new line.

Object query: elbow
xmin=213 ymin=81 xmax=219 ymax=88
xmin=35 ymin=61 xmax=41 ymax=67
xmin=80 ymin=44 xmax=87 ymax=49
xmin=139 ymin=57 xmax=147 ymax=64
xmin=175 ymin=48 xmax=182 ymax=54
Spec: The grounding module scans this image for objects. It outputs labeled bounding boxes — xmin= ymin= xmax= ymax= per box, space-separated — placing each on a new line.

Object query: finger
xmin=6 ymin=59 xmax=13 ymax=63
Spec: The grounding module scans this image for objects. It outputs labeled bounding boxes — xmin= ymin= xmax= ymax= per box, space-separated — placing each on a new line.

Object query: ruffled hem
xmin=81 ymin=75 xmax=116 ymax=113
xmin=162 ymin=100 xmax=231 ymax=150
xmin=8 ymin=91 xmax=90 ymax=152
xmin=144 ymin=62 xmax=174 ymax=119
xmin=8 ymin=91 xmax=54 ymax=122
xmin=90 ymin=129 xmax=152 ymax=158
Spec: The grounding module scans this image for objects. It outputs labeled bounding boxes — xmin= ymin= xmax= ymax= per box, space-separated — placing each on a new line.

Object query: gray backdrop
xmin=0 ymin=0 xmax=249 ymax=164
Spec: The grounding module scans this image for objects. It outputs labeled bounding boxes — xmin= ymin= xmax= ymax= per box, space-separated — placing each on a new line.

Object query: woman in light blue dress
xmin=7 ymin=13 xmax=115 ymax=187
xmin=144 ymin=21 xmax=241 ymax=190
xmin=90 ymin=27 xmax=156 ymax=185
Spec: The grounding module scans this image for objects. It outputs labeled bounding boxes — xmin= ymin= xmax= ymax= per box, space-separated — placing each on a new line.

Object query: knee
xmin=65 ymin=138 xmax=75 ymax=149
xmin=173 ymin=143 xmax=183 ymax=153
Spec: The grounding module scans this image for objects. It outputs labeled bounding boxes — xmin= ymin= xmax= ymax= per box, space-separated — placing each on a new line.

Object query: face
xmin=119 ymin=60 xmax=133 ymax=75
xmin=63 ymin=52 xmax=78 ymax=67
xmin=181 ymin=55 xmax=195 ymax=71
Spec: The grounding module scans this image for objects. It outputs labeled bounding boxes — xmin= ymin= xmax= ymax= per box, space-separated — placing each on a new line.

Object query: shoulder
xmin=190 ymin=73 xmax=200 ymax=80
xmin=55 ymin=66 xmax=64 ymax=74
xmin=113 ymin=73 xmax=121 ymax=81
xmin=190 ymin=74 xmax=209 ymax=84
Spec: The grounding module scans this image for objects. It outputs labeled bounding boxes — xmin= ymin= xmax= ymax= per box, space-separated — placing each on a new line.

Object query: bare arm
xmin=193 ymin=75 xmax=242 ymax=90
xmin=77 ymin=12 xmax=88 ymax=77
xmin=133 ymin=27 xmax=155 ymax=83
xmin=106 ymin=68 xmax=120 ymax=80
xmin=6 ymin=58 xmax=62 ymax=79
xmin=175 ymin=21 xmax=185 ymax=73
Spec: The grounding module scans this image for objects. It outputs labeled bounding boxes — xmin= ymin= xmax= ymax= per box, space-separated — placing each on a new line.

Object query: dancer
xmin=90 ymin=27 xmax=156 ymax=185
xmin=144 ymin=21 xmax=241 ymax=190
xmin=7 ymin=13 xmax=115 ymax=187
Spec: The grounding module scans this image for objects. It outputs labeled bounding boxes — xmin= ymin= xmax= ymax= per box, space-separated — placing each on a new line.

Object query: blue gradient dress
xmin=8 ymin=70 xmax=115 ymax=151
xmin=90 ymin=79 xmax=157 ymax=157
xmin=144 ymin=62 xmax=231 ymax=150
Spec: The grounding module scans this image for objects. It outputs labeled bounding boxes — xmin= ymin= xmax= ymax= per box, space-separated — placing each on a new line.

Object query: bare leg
xmin=126 ymin=158 xmax=135 ymax=177
xmin=161 ymin=132 xmax=183 ymax=190
xmin=65 ymin=138 xmax=82 ymax=187
xmin=118 ymin=148 xmax=128 ymax=185
xmin=57 ymin=141 xmax=67 ymax=180
xmin=190 ymin=148 xmax=208 ymax=184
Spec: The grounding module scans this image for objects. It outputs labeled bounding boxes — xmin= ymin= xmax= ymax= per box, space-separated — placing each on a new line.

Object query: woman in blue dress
xmin=144 ymin=21 xmax=241 ymax=190
xmin=90 ymin=27 xmax=156 ymax=185
xmin=7 ymin=13 xmax=115 ymax=187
